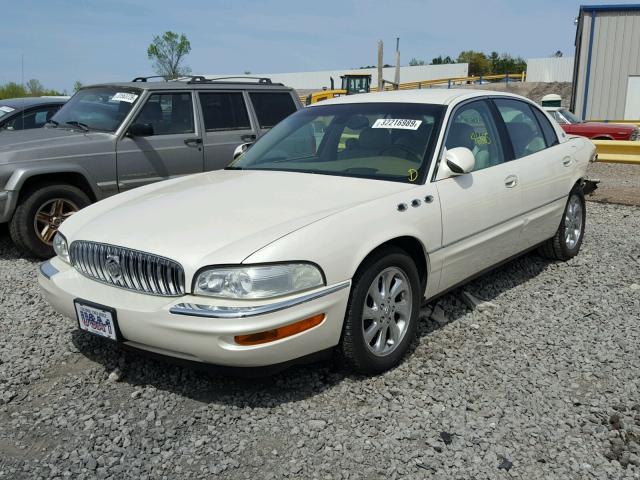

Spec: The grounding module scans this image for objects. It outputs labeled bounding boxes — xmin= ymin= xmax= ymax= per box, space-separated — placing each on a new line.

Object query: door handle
xmin=241 ymin=134 xmax=257 ymax=142
xmin=504 ymin=175 xmax=518 ymax=188
xmin=184 ymin=138 xmax=203 ymax=146
xmin=562 ymin=156 xmax=573 ymax=167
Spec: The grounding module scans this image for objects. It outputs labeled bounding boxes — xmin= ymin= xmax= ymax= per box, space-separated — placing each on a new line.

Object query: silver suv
xmin=0 ymin=76 xmax=302 ymax=257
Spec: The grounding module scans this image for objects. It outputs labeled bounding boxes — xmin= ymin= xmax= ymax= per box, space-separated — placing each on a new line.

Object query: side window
xmin=199 ymin=92 xmax=251 ymax=131
xmin=531 ymin=107 xmax=559 ymax=147
xmin=135 ymin=92 xmax=194 ymax=135
xmin=445 ymin=100 xmax=505 ymax=171
xmin=494 ymin=99 xmax=546 ymax=158
xmin=249 ymin=92 xmax=297 ymax=129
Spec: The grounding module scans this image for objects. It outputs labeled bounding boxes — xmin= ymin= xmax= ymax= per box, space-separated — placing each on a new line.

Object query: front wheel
xmin=340 ymin=247 xmax=421 ymax=374
xmin=9 ymin=184 xmax=90 ymax=258
xmin=539 ymin=189 xmax=586 ymax=261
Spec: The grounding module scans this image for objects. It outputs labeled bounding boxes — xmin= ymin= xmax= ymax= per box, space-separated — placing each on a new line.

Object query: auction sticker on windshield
xmin=0 ymin=106 xmax=16 ymax=113
xmin=74 ymin=300 xmax=119 ymax=341
xmin=372 ymin=118 xmax=422 ymax=130
xmin=111 ymin=92 xmax=138 ymax=103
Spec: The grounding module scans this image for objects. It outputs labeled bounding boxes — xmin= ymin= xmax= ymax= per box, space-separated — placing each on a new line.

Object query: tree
xmin=147 ymin=31 xmax=192 ymax=79
xmin=25 ymin=79 xmax=44 ymax=96
xmin=430 ymin=55 xmax=454 ymax=65
xmin=0 ymin=82 xmax=27 ymax=99
xmin=73 ymin=81 xmax=83 ymax=92
xmin=408 ymin=58 xmax=425 ymax=66
xmin=457 ymin=50 xmax=490 ymax=76
xmin=552 ymin=50 xmax=563 ymax=58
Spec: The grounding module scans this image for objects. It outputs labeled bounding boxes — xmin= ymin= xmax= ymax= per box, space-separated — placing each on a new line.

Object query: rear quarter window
xmin=249 ymin=92 xmax=297 ymax=128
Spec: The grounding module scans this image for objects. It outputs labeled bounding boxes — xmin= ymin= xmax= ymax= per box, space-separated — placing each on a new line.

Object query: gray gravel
xmin=1 ymin=201 xmax=640 ymax=479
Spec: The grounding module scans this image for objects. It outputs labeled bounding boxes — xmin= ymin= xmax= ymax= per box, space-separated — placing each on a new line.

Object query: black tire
xmin=538 ymin=187 xmax=586 ymax=261
xmin=340 ymin=246 xmax=421 ymax=374
xmin=9 ymin=183 xmax=90 ymax=258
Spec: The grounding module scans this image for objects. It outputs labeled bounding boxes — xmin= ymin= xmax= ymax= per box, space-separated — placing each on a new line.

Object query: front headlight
xmin=52 ymin=233 xmax=70 ymax=264
xmin=194 ymin=263 xmax=325 ymax=299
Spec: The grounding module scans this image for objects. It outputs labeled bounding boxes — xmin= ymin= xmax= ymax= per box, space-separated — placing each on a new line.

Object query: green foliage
xmin=430 ymin=55 xmax=454 ymax=65
xmin=73 ymin=80 xmax=83 ymax=92
xmin=457 ymin=50 xmax=490 ymax=76
xmin=0 ymin=80 xmax=60 ymax=100
xmin=408 ymin=58 xmax=425 ymax=66
xmin=147 ymin=31 xmax=192 ymax=78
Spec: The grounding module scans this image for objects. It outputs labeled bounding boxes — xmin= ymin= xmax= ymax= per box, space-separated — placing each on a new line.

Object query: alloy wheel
xmin=564 ymin=194 xmax=583 ymax=249
xmin=34 ymin=198 xmax=79 ymax=245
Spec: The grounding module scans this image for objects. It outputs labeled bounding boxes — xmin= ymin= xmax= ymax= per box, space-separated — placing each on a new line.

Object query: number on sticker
xmin=372 ymin=118 xmax=422 ymax=130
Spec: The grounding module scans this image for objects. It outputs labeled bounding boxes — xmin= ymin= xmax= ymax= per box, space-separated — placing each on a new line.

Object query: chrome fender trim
xmin=169 ymin=281 xmax=351 ymax=319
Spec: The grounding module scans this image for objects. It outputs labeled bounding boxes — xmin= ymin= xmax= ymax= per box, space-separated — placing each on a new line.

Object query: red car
xmin=545 ymin=107 xmax=639 ymax=140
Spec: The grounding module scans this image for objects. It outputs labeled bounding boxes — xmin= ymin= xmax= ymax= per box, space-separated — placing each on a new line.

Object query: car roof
xmin=308 ymin=88 xmax=528 ymax=107
xmin=0 ymin=96 xmax=69 ymax=108
xmin=84 ymin=80 xmax=294 ymax=92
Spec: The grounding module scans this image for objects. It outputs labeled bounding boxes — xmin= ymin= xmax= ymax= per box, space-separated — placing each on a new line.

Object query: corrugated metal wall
xmin=526 ymin=57 xmax=575 ymax=82
xmin=574 ymin=9 xmax=640 ymax=119
xmin=207 ymin=64 xmax=469 ymax=91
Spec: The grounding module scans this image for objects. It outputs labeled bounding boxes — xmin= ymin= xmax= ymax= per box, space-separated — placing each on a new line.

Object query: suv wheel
xmin=9 ymin=184 xmax=90 ymax=258
xmin=340 ymin=246 xmax=421 ymax=374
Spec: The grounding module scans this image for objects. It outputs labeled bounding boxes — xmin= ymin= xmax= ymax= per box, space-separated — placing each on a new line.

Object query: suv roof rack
xmin=131 ymin=75 xmax=283 ymax=86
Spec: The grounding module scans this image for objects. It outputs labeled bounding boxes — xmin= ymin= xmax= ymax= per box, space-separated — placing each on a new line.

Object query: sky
xmin=2 ymin=0 xmax=638 ymax=93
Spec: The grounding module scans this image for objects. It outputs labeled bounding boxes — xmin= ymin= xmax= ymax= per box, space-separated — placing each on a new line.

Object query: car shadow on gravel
xmin=70 ymin=251 xmax=553 ymax=408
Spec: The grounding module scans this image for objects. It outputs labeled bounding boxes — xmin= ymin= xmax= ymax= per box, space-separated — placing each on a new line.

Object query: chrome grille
xmin=69 ymin=241 xmax=185 ymax=296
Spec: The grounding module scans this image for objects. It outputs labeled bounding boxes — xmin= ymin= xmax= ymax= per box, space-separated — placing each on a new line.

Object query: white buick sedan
xmin=39 ymin=89 xmax=595 ymax=374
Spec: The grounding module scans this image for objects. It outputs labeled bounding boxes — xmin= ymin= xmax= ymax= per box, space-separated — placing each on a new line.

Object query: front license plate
xmin=74 ymin=300 xmax=120 ymax=341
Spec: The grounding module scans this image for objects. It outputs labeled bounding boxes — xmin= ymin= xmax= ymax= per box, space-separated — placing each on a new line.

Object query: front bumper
xmin=0 ymin=190 xmax=17 ymax=223
xmin=38 ymin=257 xmax=351 ymax=367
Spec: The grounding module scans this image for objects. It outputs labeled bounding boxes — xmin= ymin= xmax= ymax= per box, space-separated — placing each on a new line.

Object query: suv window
xmin=445 ymin=100 xmax=505 ymax=171
xmin=4 ymin=106 xmax=60 ymax=131
xmin=199 ymin=92 xmax=251 ymax=131
xmin=531 ymin=107 xmax=559 ymax=146
xmin=249 ymin=92 xmax=296 ymax=128
xmin=135 ymin=92 xmax=194 ymax=135
xmin=494 ymin=99 xmax=546 ymax=158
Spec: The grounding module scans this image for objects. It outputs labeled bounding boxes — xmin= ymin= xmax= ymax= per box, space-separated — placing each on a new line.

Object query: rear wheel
xmin=340 ymin=247 xmax=421 ymax=374
xmin=539 ymin=188 xmax=585 ymax=261
xmin=9 ymin=184 xmax=90 ymax=258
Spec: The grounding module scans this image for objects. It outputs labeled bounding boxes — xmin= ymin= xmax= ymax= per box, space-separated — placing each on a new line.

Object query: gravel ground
xmin=1 ymin=201 xmax=640 ymax=480
xmin=587 ymin=162 xmax=640 ymax=207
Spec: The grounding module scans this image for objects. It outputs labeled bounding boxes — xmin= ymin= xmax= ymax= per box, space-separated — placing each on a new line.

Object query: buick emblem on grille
xmin=105 ymin=254 xmax=123 ymax=281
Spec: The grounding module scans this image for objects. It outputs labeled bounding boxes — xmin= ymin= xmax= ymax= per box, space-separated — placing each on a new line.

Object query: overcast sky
xmin=2 ymin=0 xmax=637 ymax=93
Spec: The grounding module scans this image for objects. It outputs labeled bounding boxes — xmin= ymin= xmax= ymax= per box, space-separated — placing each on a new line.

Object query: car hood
xmin=61 ymin=169 xmax=414 ymax=269
xmin=0 ymin=127 xmax=114 ymax=163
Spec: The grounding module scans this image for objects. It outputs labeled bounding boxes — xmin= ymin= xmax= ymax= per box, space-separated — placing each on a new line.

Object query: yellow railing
xmin=593 ymin=140 xmax=640 ymax=165
xmin=299 ymin=72 xmax=526 ymax=103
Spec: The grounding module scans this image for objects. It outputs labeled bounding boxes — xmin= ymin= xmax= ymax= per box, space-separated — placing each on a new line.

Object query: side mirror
xmin=444 ymin=147 xmax=475 ymax=175
xmin=127 ymin=123 xmax=154 ymax=137
xmin=233 ymin=142 xmax=252 ymax=160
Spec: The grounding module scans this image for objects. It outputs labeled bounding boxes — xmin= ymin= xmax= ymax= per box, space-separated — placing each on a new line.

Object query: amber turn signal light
xmin=234 ymin=314 xmax=325 ymax=346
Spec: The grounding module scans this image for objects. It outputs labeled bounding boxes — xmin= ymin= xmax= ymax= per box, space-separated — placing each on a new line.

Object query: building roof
xmin=579 ymin=3 xmax=640 ymax=13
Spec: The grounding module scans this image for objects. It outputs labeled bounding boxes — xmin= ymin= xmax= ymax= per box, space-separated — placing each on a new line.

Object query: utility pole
xmin=377 ymin=40 xmax=384 ymax=91
xmin=394 ymin=37 xmax=400 ymax=90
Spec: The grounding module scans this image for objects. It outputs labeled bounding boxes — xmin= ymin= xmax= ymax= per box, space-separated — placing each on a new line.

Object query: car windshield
xmin=51 ymin=86 xmax=142 ymax=132
xmin=228 ymin=102 xmax=445 ymax=183
xmin=0 ymin=105 xmax=16 ymax=119
xmin=559 ymin=108 xmax=583 ymax=124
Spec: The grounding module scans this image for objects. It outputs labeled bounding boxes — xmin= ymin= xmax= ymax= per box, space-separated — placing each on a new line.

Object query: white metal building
xmin=526 ymin=57 xmax=575 ymax=82
xmin=571 ymin=4 xmax=640 ymax=120
xmin=206 ymin=64 xmax=468 ymax=91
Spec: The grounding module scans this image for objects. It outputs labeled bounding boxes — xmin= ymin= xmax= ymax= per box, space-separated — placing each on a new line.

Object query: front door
xmin=434 ymin=99 xmax=523 ymax=291
xmin=197 ymin=91 xmax=258 ymax=171
xmin=116 ymin=91 xmax=204 ymax=191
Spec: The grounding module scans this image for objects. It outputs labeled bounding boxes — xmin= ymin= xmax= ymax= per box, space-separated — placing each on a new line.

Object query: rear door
xmin=493 ymin=98 xmax=575 ymax=247
xmin=116 ymin=91 xmax=204 ymax=191
xmin=247 ymin=91 xmax=298 ymax=137
xmin=197 ymin=91 xmax=259 ymax=171
xmin=435 ymin=99 xmax=523 ymax=291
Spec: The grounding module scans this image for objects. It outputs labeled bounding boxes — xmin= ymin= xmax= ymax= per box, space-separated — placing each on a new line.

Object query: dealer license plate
xmin=75 ymin=300 xmax=119 ymax=341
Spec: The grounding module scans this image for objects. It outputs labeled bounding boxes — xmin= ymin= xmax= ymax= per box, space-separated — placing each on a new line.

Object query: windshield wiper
xmin=65 ymin=121 xmax=90 ymax=132
xmin=45 ymin=119 xmax=59 ymax=127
